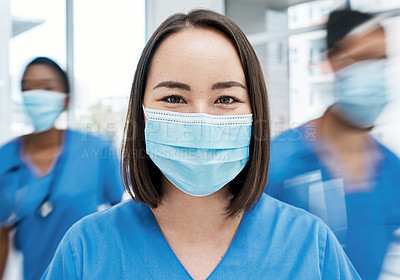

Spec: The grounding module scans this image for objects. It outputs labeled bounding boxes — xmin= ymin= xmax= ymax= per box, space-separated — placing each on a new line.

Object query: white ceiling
xmin=237 ymin=0 xmax=320 ymax=10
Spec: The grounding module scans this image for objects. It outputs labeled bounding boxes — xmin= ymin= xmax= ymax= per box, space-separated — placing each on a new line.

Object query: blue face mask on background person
xmin=144 ymin=107 xmax=252 ymax=197
xmin=333 ymin=59 xmax=389 ymax=128
xmin=22 ymin=89 xmax=67 ymax=133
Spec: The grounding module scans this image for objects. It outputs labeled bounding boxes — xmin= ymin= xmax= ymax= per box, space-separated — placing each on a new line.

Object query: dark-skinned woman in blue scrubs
xmin=0 ymin=57 xmax=124 ymax=280
xmin=42 ymin=10 xmax=360 ymax=279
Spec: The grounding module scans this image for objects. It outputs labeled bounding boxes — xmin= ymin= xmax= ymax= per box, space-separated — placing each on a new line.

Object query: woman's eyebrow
xmin=212 ymin=81 xmax=246 ymax=90
xmin=22 ymin=78 xmax=60 ymax=83
xmin=153 ymin=81 xmax=190 ymax=91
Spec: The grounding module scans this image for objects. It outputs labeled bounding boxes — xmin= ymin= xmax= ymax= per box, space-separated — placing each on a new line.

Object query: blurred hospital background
xmin=1 ymin=0 xmax=400 ymax=279
xmin=1 ymin=0 xmax=400 ymax=155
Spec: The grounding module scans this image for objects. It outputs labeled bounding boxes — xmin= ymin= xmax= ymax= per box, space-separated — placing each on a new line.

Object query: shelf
xmin=12 ymin=17 xmax=44 ymax=37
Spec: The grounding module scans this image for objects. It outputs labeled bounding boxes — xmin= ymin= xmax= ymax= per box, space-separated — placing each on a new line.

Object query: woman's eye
xmin=216 ymin=96 xmax=238 ymax=104
xmin=163 ymin=95 xmax=184 ymax=104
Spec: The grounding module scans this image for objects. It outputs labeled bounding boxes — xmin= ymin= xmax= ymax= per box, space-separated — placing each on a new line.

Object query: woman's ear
xmin=327 ymin=47 xmax=356 ymax=73
xmin=327 ymin=48 xmax=344 ymax=73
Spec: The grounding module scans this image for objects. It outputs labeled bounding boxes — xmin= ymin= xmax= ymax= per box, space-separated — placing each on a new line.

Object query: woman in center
xmin=42 ymin=9 xmax=360 ymax=279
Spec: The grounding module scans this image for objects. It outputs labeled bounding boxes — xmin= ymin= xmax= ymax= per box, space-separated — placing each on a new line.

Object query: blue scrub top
xmin=266 ymin=124 xmax=400 ymax=280
xmin=42 ymin=193 xmax=360 ymax=279
xmin=0 ymin=130 xmax=124 ymax=280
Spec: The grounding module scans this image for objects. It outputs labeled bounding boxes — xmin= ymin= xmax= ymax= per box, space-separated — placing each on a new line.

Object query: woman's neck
xmin=22 ymin=128 xmax=64 ymax=153
xmin=152 ymin=178 xmax=243 ymax=242
xmin=315 ymin=109 xmax=371 ymax=154
xmin=152 ymin=178 xmax=244 ymax=280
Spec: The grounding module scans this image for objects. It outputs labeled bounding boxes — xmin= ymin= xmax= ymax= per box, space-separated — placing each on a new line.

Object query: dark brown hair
xmin=23 ymin=57 xmax=70 ymax=94
xmin=122 ymin=9 xmax=270 ymax=217
xmin=327 ymin=9 xmax=373 ymax=49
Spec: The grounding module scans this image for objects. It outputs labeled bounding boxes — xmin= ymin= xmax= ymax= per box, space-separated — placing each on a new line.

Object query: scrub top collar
xmin=15 ymin=130 xmax=70 ymax=221
xmin=297 ymin=123 xmax=384 ymax=192
xmin=17 ymin=129 xmax=70 ymax=179
xmin=134 ymin=202 xmax=252 ymax=280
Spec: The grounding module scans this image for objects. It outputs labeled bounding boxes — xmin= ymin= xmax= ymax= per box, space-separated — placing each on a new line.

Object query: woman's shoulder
xmin=253 ymin=193 xmax=331 ymax=239
xmin=0 ymin=137 xmax=20 ymax=154
xmin=269 ymin=124 xmax=316 ymax=174
xmin=65 ymin=130 xmax=120 ymax=162
xmin=0 ymin=138 xmax=21 ymax=173
xmin=244 ymin=194 xmax=360 ymax=279
xmin=43 ymin=200 xmax=152 ymax=279
xmin=71 ymin=199 xmax=141 ymax=230
xmin=66 ymin=129 xmax=113 ymax=147
xmin=251 ymin=194 xmax=336 ymax=261
xmin=65 ymin=199 xmax=149 ymax=247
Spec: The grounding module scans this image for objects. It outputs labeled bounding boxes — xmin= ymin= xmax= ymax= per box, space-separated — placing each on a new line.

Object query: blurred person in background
xmin=0 ymin=57 xmax=124 ymax=280
xmin=266 ymin=9 xmax=400 ymax=280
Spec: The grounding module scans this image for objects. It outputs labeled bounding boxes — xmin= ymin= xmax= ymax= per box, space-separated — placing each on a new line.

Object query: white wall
xmin=264 ymin=9 xmax=290 ymax=137
xmin=0 ymin=0 xmax=12 ymax=146
xmin=146 ymin=0 xmax=225 ymax=40
xmin=372 ymin=16 xmax=400 ymax=157
xmin=227 ymin=1 xmax=291 ymax=136
xmin=226 ymin=0 xmax=268 ymax=35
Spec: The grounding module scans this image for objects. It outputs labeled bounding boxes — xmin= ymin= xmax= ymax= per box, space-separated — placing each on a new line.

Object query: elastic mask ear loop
xmin=142 ymin=105 xmax=150 ymax=123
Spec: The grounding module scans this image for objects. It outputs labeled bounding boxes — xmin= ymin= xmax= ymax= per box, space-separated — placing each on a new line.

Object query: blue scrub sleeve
xmin=322 ymin=231 xmax=360 ymax=279
xmin=101 ymin=144 xmax=124 ymax=205
xmin=0 ymin=141 xmax=18 ymax=225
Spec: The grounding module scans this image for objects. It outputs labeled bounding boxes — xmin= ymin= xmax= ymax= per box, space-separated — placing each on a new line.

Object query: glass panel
xmin=226 ymin=0 xmax=268 ymax=35
xmin=288 ymin=0 xmax=346 ymax=30
xmin=289 ymin=30 xmax=335 ymax=125
xmin=253 ymin=38 xmax=291 ymax=137
xmin=73 ymin=0 xmax=145 ymax=148
xmin=351 ymin=0 xmax=400 ymax=13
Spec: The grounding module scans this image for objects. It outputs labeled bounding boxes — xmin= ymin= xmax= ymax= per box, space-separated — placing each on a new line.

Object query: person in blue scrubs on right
xmin=42 ymin=10 xmax=360 ymax=280
xmin=0 ymin=57 xmax=124 ymax=280
xmin=266 ymin=9 xmax=400 ymax=280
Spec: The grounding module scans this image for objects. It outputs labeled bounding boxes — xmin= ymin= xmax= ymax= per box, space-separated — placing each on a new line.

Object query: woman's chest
xmin=168 ymin=239 xmax=231 ymax=280
xmin=24 ymin=146 xmax=61 ymax=176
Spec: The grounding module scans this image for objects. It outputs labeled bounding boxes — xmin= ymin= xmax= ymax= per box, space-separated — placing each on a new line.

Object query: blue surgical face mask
xmin=333 ymin=60 xmax=388 ymax=128
xmin=144 ymin=107 xmax=252 ymax=197
xmin=22 ymin=89 xmax=67 ymax=133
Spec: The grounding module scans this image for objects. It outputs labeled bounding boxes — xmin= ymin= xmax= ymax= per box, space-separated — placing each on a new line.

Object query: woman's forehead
xmin=148 ymin=28 xmax=245 ymax=83
xmin=155 ymin=28 xmax=237 ymax=58
xmin=22 ymin=64 xmax=67 ymax=92
xmin=23 ymin=64 xmax=61 ymax=81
